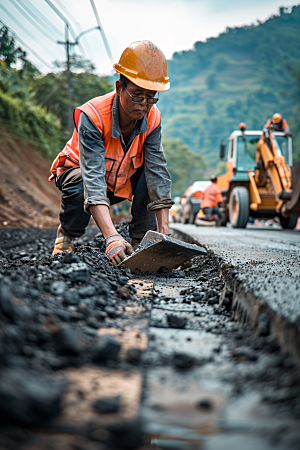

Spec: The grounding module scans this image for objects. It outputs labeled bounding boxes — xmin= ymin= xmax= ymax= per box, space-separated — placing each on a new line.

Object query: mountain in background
xmin=159 ymin=5 xmax=300 ymax=170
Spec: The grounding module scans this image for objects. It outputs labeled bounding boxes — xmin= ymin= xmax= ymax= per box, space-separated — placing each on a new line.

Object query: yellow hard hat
xmin=272 ymin=113 xmax=282 ymax=123
xmin=113 ymin=40 xmax=170 ymax=91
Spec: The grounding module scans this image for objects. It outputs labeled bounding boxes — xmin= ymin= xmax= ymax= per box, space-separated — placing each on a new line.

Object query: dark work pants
xmin=55 ymin=166 xmax=157 ymax=239
xmin=203 ymin=206 xmax=222 ymax=219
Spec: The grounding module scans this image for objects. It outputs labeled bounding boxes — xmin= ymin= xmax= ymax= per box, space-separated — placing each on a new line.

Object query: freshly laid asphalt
xmin=171 ymin=223 xmax=300 ymax=361
xmin=171 ymin=224 xmax=300 ymax=324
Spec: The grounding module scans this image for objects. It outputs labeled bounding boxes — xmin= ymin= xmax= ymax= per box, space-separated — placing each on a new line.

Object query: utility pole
xmin=58 ymin=24 xmax=76 ymax=135
xmin=57 ymin=25 xmax=101 ymax=135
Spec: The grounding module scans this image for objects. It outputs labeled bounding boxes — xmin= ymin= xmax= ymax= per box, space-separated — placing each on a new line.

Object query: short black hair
xmin=120 ymin=74 xmax=130 ymax=88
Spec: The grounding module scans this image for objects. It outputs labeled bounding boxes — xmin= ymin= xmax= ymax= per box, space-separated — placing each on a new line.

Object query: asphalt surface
xmin=171 ymin=223 xmax=300 ymax=361
xmin=171 ymin=224 xmax=300 ymax=320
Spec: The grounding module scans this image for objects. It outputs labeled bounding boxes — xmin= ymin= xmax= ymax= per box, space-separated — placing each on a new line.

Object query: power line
xmin=17 ymin=0 xmax=64 ymax=40
xmin=53 ymin=0 xmax=81 ymax=27
xmin=0 ymin=3 xmax=39 ymax=42
xmin=44 ymin=0 xmax=87 ymax=59
xmin=53 ymin=0 xmax=94 ymax=60
xmin=0 ymin=18 xmax=53 ymax=70
xmin=89 ymin=0 xmax=114 ymax=65
xmin=8 ymin=0 xmax=57 ymax=44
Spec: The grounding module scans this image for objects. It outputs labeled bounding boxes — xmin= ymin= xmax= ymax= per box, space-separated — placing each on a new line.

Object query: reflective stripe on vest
xmin=50 ymin=91 xmax=161 ymax=200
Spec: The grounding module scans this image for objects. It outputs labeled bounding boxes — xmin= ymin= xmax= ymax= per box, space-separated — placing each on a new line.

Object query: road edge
xmin=170 ymin=227 xmax=300 ymax=367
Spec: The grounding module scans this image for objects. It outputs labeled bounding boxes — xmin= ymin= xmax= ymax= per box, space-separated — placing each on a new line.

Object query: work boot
xmin=130 ymin=237 xmax=142 ymax=251
xmin=52 ymin=225 xmax=74 ymax=256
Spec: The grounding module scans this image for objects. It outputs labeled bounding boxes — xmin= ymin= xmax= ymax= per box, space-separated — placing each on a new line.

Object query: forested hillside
xmin=159 ymin=6 xmax=300 ymax=169
xmin=1 ymin=6 xmax=299 ymax=200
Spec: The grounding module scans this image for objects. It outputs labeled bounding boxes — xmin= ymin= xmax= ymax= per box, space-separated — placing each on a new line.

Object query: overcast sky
xmin=0 ymin=0 xmax=296 ymax=75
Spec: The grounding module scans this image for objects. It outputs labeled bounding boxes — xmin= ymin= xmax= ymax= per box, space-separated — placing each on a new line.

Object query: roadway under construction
xmin=0 ymin=222 xmax=299 ymax=450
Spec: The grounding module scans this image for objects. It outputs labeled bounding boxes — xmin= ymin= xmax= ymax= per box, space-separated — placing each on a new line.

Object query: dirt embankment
xmin=0 ymin=132 xmax=61 ymax=228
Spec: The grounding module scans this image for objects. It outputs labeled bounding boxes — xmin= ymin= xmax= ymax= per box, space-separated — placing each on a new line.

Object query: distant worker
xmin=49 ymin=40 xmax=174 ymax=264
xmin=264 ymin=113 xmax=290 ymax=136
xmin=195 ymin=175 xmax=223 ymax=225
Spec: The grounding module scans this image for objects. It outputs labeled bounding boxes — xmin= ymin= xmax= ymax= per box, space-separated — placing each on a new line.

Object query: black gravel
xmin=0 ymin=222 xmax=143 ymax=448
xmin=0 ymin=223 xmax=300 ymax=449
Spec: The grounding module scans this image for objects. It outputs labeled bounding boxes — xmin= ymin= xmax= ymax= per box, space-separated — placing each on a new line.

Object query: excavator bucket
xmin=119 ymin=230 xmax=207 ymax=272
xmin=282 ymin=160 xmax=300 ymax=217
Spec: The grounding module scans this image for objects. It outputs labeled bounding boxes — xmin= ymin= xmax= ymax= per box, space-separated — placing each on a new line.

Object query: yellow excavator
xmin=217 ymin=123 xmax=300 ymax=228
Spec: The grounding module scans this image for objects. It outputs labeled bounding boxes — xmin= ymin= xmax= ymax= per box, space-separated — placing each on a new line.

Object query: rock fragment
xmin=93 ymin=396 xmax=121 ymax=414
xmin=126 ymin=348 xmax=143 ymax=364
xmin=92 ymin=335 xmax=121 ymax=362
xmin=61 ymin=262 xmax=90 ymax=283
xmin=0 ymin=368 xmax=65 ymax=426
xmin=173 ymin=352 xmax=195 ymax=369
xmin=54 ymin=327 xmax=83 ymax=356
xmin=50 ymin=281 xmax=67 ymax=296
xmin=167 ymin=313 xmax=187 ymax=329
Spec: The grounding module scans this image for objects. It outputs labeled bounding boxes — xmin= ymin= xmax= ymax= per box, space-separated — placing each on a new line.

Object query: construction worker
xmin=264 ymin=113 xmax=290 ymax=136
xmin=196 ymin=175 xmax=223 ymax=225
xmin=49 ymin=41 xmax=174 ymax=265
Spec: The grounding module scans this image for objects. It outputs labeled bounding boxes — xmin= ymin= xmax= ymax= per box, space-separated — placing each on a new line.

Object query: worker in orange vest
xmin=197 ymin=175 xmax=223 ymax=224
xmin=49 ymin=41 xmax=174 ymax=264
xmin=264 ymin=113 xmax=290 ymax=136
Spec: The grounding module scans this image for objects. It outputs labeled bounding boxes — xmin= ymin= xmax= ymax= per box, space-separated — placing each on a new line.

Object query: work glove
xmin=105 ymin=234 xmax=134 ymax=266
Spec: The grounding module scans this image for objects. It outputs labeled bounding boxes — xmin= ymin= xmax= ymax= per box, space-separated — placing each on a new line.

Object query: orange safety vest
xmin=264 ymin=118 xmax=289 ymax=132
xmin=201 ymin=183 xmax=223 ymax=208
xmin=49 ymin=91 xmax=161 ymax=201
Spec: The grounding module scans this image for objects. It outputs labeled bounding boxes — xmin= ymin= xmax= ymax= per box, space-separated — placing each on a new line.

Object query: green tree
xmin=33 ymin=61 xmax=112 ymax=137
xmin=163 ymin=138 xmax=205 ymax=195
xmin=0 ymin=26 xmax=25 ymax=67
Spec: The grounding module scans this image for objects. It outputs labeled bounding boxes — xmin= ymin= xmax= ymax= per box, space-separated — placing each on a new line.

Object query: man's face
xmin=116 ymin=80 xmax=157 ymax=121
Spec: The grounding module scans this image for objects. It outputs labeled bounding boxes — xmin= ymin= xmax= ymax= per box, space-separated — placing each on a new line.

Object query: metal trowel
xmin=119 ymin=230 xmax=207 ymax=272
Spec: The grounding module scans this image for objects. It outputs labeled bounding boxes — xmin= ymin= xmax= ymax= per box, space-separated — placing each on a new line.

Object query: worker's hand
xmin=105 ymin=234 xmax=134 ymax=266
xmin=155 ymin=208 xmax=169 ymax=235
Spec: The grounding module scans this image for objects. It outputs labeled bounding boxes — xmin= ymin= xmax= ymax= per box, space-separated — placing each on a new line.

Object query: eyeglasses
xmin=123 ymin=85 xmax=159 ymax=104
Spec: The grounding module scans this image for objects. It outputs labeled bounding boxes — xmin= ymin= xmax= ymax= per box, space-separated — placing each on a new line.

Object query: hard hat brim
xmin=113 ymin=64 xmax=170 ymax=91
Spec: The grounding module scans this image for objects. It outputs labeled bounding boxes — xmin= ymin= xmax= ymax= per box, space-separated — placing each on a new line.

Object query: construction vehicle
xmin=217 ymin=123 xmax=300 ymax=228
xmin=179 ymin=181 xmax=210 ymax=224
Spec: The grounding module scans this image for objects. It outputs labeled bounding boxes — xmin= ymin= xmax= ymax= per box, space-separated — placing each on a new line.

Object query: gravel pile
xmin=1 ymin=223 xmax=300 ymax=449
xmin=0 ymin=222 xmax=145 ymax=448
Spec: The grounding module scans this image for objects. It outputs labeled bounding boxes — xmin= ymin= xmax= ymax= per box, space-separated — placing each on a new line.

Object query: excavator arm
xmin=255 ymin=129 xmax=300 ymax=217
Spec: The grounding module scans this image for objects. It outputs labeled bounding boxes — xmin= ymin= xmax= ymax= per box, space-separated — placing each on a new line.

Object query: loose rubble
xmin=0 ymin=223 xmax=300 ymax=449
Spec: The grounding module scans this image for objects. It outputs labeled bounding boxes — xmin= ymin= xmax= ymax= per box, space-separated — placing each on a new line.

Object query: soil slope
xmin=0 ymin=132 xmax=60 ymax=228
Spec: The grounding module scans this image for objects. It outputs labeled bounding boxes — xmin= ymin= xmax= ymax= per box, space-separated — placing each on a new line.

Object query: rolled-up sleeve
xmin=78 ymin=112 xmax=110 ymax=212
xmin=143 ymin=122 xmax=174 ymax=211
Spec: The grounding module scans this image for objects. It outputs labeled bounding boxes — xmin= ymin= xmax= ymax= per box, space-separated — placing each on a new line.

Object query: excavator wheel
xmin=229 ymin=187 xmax=249 ymax=228
xmin=279 ymin=215 xmax=298 ymax=229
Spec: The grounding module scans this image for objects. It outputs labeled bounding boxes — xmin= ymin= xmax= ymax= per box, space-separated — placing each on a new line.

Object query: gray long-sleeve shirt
xmin=78 ymin=94 xmax=174 ymax=212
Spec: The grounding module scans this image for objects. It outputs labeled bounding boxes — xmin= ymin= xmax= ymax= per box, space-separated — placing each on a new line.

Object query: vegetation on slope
xmin=0 ymin=26 xmax=205 ymax=195
xmin=0 ymin=26 xmax=112 ymax=161
xmin=2 ymin=6 xmax=299 ymax=196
